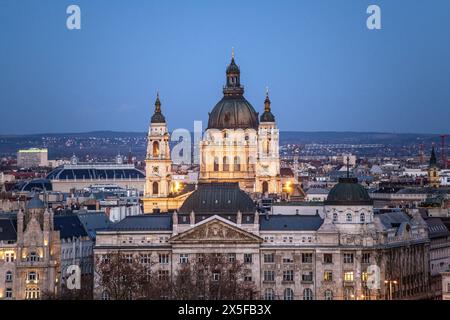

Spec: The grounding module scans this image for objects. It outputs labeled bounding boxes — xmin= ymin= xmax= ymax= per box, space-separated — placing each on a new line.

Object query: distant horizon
xmin=0 ymin=129 xmax=444 ymax=137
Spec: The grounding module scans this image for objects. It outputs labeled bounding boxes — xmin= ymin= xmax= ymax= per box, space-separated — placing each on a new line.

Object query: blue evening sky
xmin=0 ymin=0 xmax=449 ymax=134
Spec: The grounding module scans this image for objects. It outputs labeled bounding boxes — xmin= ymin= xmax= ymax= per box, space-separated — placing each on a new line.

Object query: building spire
xmin=231 ymin=46 xmax=235 ymax=59
xmin=430 ymin=144 xmax=437 ymax=168
xmin=155 ymin=91 xmax=161 ymax=113
xmin=264 ymin=87 xmax=271 ymax=112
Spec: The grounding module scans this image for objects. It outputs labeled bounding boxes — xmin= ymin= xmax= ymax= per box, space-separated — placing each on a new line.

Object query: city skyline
xmin=1 ymin=0 xmax=450 ymax=135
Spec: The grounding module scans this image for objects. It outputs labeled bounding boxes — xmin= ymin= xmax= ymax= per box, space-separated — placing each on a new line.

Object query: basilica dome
xmin=207 ymin=97 xmax=259 ymax=130
xmin=207 ymin=55 xmax=259 ymax=130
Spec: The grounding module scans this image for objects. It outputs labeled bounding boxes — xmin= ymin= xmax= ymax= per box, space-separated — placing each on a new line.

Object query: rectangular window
xmin=5 ymin=253 xmax=15 ymax=263
xmin=302 ymin=271 xmax=313 ymax=282
xmin=244 ymin=275 xmax=252 ymax=282
xmin=5 ymin=288 xmax=12 ymax=298
xmin=212 ymin=272 xmax=220 ymax=282
xmin=344 ymin=271 xmax=354 ymax=282
xmin=343 ymin=253 xmax=354 ymax=264
xmin=140 ymin=254 xmax=150 ymax=264
xmin=159 ymin=253 xmax=169 ymax=264
xmin=179 ymin=254 xmax=189 ymax=264
xmin=302 ymin=253 xmax=313 ymax=263
xmin=244 ymin=254 xmax=252 ymax=263
xmin=264 ymin=253 xmax=274 ymax=263
xmin=282 ymin=256 xmax=294 ymax=263
xmin=324 ymin=271 xmax=333 ymax=282
xmin=264 ymin=270 xmax=275 ymax=282
xmin=158 ymin=270 xmax=169 ymax=281
xmin=228 ymin=253 xmax=236 ymax=263
xmin=283 ymin=270 xmax=294 ymax=282
xmin=124 ymin=254 xmax=133 ymax=263
xmin=323 ymin=253 xmax=333 ymax=264
xmin=362 ymin=253 xmax=371 ymax=264
xmin=361 ymin=272 xmax=368 ymax=282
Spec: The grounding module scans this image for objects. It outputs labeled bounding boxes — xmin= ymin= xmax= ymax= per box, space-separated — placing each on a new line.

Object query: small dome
xmin=226 ymin=58 xmax=240 ymax=74
xmin=326 ymin=177 xmax=373 ymax=205
xmin=260 ymin=110 xmax=275 ymax=122
xmin=207 ymin=97 xmax=259 ymax=130
xmin=26 ymin=194 xmax=45 ymax=210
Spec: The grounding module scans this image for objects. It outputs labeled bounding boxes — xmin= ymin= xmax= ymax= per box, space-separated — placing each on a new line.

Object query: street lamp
xmin=384 ymin=280 xmax=398 ymax=300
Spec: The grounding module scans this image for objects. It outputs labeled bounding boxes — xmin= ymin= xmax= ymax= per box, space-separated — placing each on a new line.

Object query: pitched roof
xmin=0 ymin=218 xmax=17 ymax=241
xmin=54 ymin=214 xmax=88 ymax=239
xmin=108 ymin=214 xmax=172 ymax=231
xmin=259 ymin=214 xmax=324 ymax=231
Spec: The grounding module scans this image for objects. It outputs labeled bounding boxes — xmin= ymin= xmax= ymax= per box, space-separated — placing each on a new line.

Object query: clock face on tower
xmin=153 ymin=166 xmax=159 ymax=173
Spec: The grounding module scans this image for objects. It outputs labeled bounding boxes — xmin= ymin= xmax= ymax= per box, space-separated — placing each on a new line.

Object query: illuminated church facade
xmin=143 ymin=54 xmax=282 ymax=213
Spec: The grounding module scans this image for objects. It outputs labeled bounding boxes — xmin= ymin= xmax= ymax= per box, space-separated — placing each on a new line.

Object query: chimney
xmin=236 ymin=210 xmax=242 ymax=225
xmin=190 ymin=210 xmax=195 ymax=226
xmin=172 ymin=210 xmax=178 ymax=235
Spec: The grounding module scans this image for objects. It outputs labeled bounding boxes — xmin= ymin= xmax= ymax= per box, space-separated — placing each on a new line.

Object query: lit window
xmin=344 ymin=271 xmax=354 ymax=282
xmin=324 ymin=271 xmax=333 ymax=282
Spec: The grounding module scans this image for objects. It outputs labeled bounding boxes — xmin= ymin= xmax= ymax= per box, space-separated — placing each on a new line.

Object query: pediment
xmin=170 ymin=217 xmax=263 ymax=244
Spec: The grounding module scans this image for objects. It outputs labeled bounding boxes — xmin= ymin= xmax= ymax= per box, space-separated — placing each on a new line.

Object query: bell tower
xmin=256 ymin=89 xmax=281 ymax=195
xmin=145 ymin=93 xmax=172 ymax=198
xmin=428 ymin=145 xmax=440 ymax=188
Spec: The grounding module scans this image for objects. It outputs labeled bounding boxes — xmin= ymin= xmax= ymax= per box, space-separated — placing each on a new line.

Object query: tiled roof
xmin=108 ymin=214 xmax=172 ymax=231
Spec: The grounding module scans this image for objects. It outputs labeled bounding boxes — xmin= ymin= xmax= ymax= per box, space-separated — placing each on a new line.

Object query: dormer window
xmin=360 ymin=213 xmax=366 ymax=223
xmin=346 ymin=213 xmax=352 ymax=222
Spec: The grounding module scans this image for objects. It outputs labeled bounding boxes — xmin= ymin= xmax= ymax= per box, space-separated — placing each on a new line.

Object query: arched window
xmin=213 ymin=157 xmax=219 ymax=171
xmin=324 ymin=290 xmax=333 ymax=300
xmin=223 ymin=156 xmax=229 ymax=171
xmin=332 ymin=212 xmax=338 ymax=222
xmin=5 ymin=271 xmax=13 ymax=282
xmin=303 ymin=288 xmax=313 ymax=300
xmin=346 ymin=213 xmax=352 ymax=222
xmin=152 ymin=141 xmax=160 ymax=157
xmin=102 ymin=290 xmax=111 ymax=300
xmin=360 ymin=213 xmax=366 ymax=223
xmin=284 ymin=288 xmax=294 ymax=300
xmin=262 ymin=181 xmax=269 ymax=194
xmin=152 ymin=182 xmax=159 ymax=195
xmin=264 ymin=288 xmax=274 ymax=300
xmin=27 ymin=252 xmax=39 ymax=262
xmin=234 ymin=156 xmax=241 ymax=171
